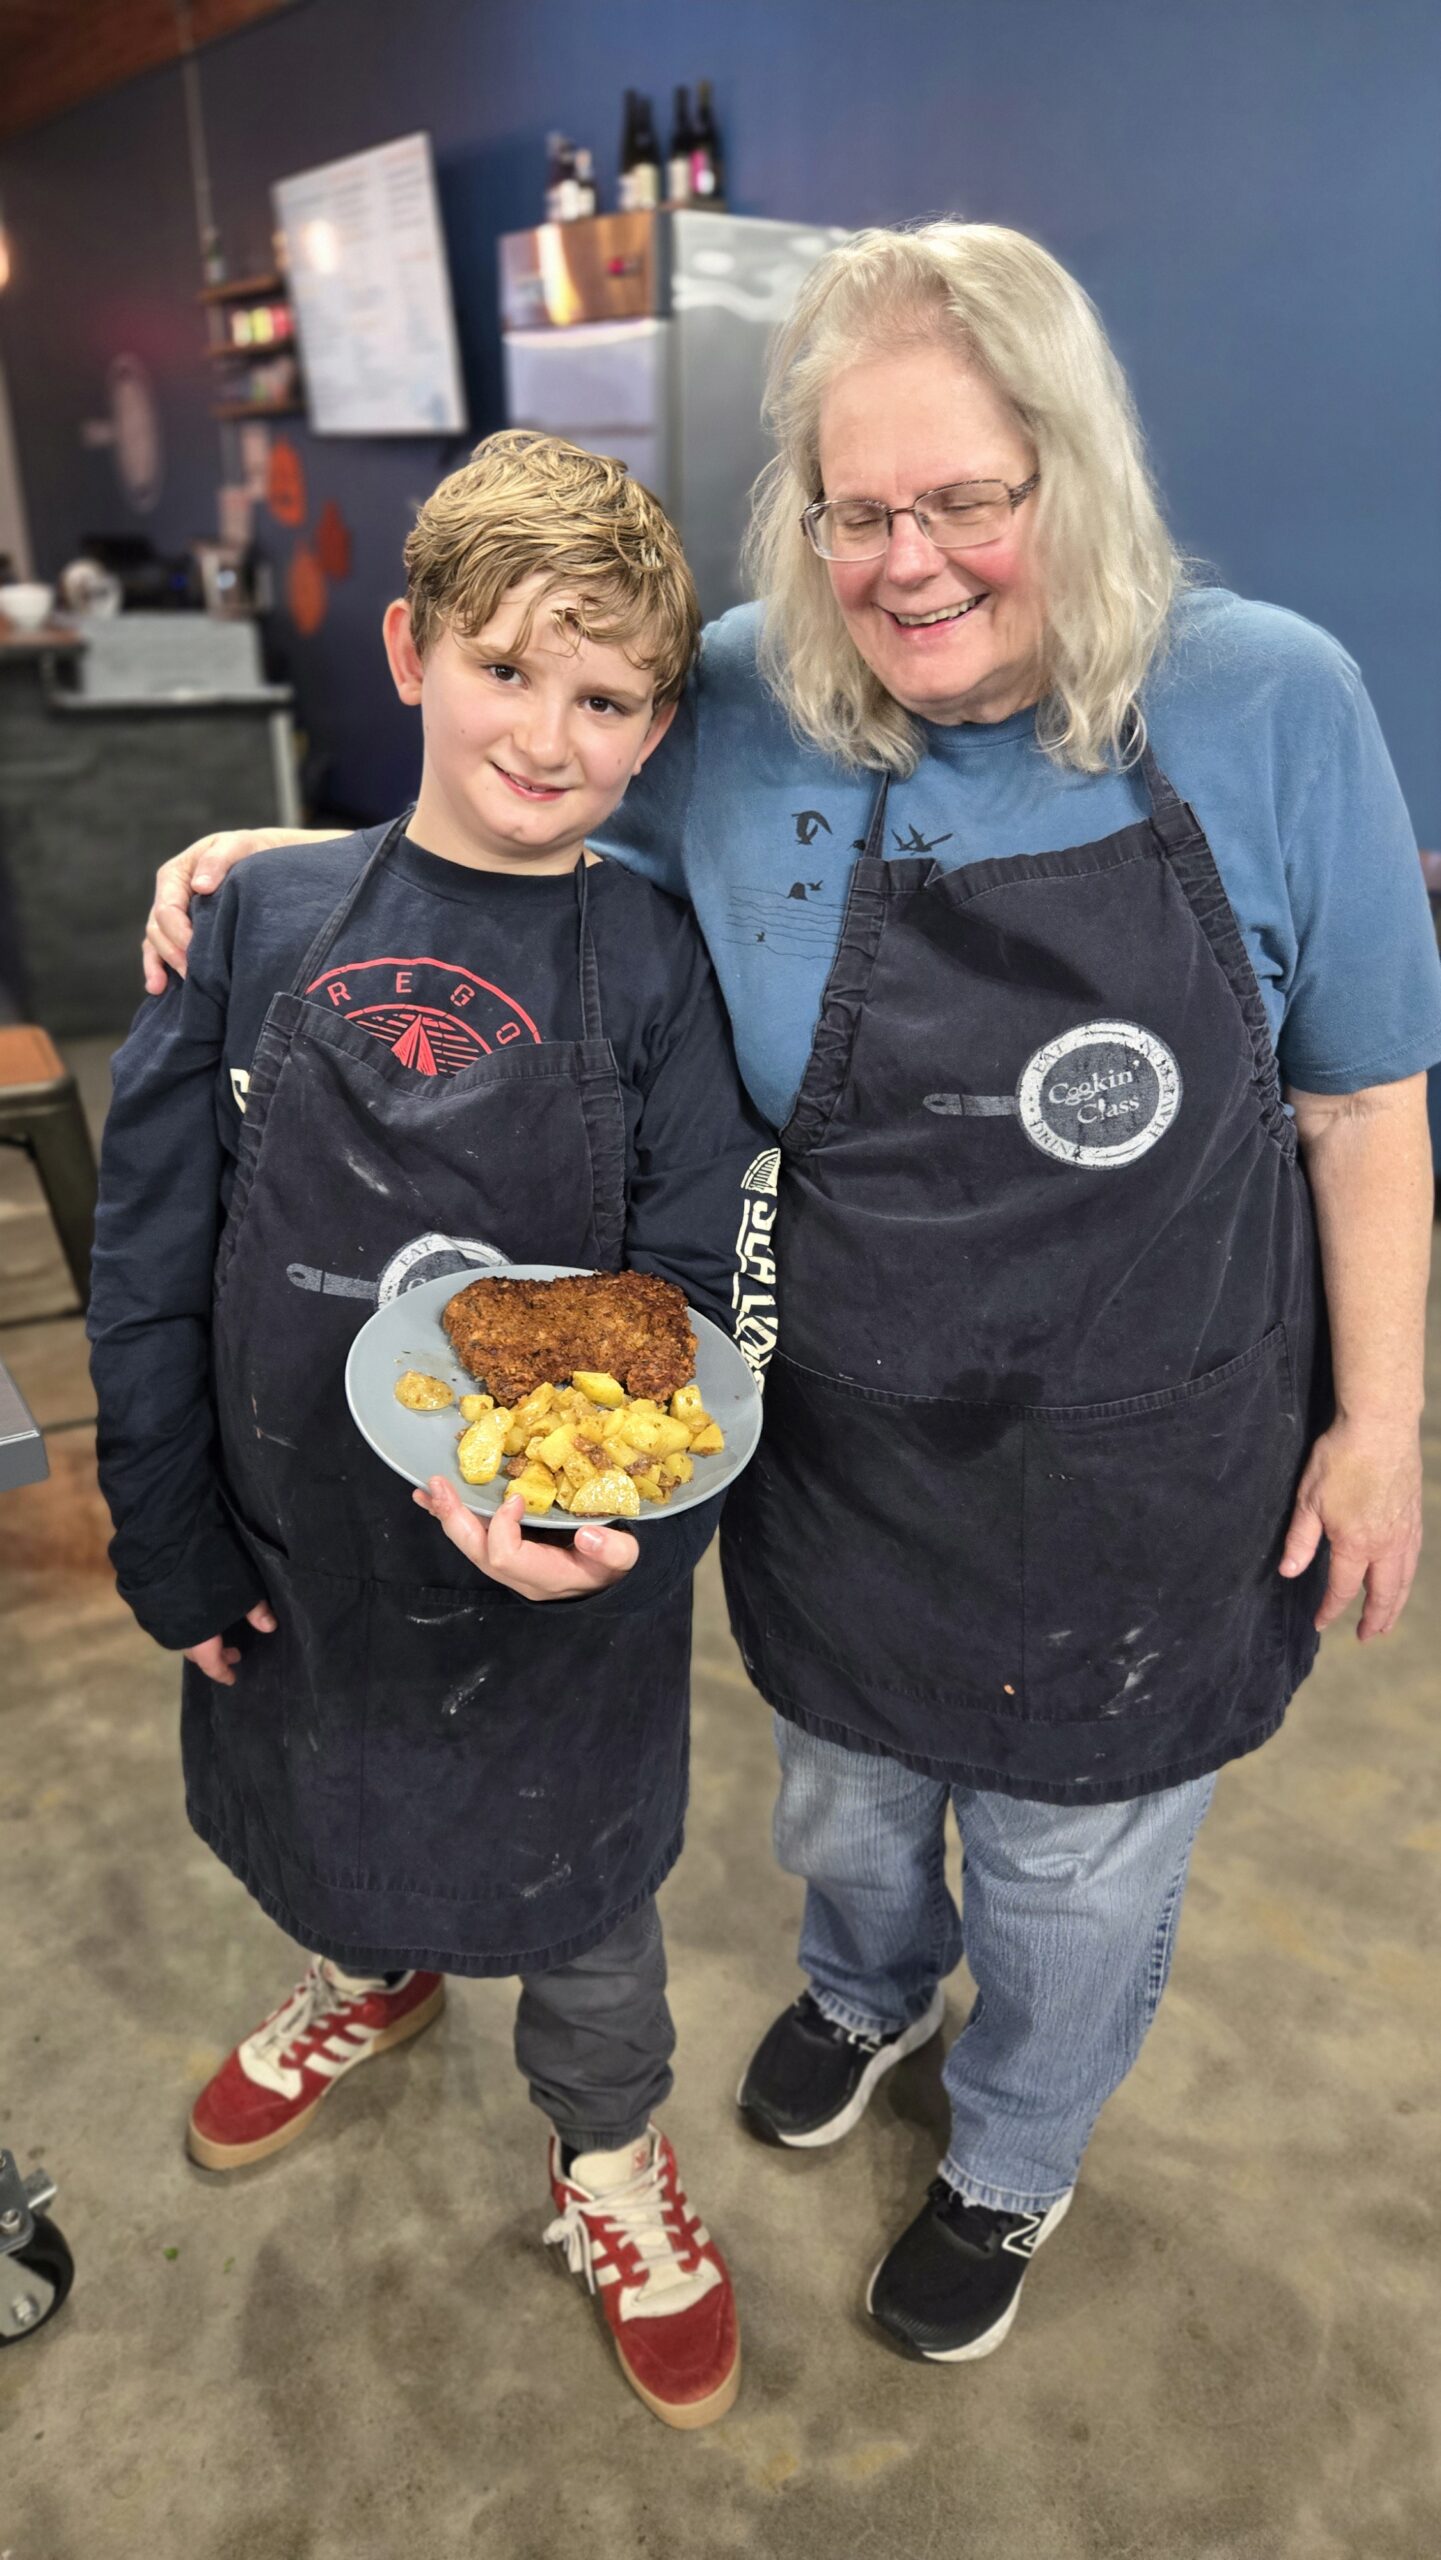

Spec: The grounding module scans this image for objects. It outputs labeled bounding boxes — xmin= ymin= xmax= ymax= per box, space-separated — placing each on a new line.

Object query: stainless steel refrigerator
xmin=498 ymin=210 xmax=848 ymax=621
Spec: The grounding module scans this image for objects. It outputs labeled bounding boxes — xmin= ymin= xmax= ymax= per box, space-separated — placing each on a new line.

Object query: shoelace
xmin=799 ymin=1995 xmax=882 ymax=2058
xmin=930 ymin=2181 xmax=1040 ymax=2256
xmin=249 ymin=1960 xmax=360 ymax=2070
xmin=544 ymin=2148 xmax=708 ymax=2311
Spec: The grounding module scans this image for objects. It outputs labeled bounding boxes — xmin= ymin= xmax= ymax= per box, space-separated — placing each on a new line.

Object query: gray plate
xmin=344 ymin=1264 xmax=763 ymax=1529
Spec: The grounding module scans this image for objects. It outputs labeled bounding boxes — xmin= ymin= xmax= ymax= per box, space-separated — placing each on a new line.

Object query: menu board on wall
xmin=273 ymin=133 xmax=467 ymax=437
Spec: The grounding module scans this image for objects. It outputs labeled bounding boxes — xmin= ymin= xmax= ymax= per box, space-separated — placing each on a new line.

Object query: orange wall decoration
xmin=267 ymin=436 xmax=307 ymax=529
xmin=287 ymin=544 xmax=328 ymax=638
xmin=315 ymin=500 xmax=353 ymax=582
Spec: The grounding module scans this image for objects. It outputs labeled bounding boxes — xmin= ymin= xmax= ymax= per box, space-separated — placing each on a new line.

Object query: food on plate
xmin=394 ymin=1371 xmax=454 ymax=1412
xmin=508 ymin=1461 xmax=558 ymax=1516
xmin=441 ymin=1269 xmax=697 ymax=1405
xmin=571 ymin=1370 xmax=625 ymax=1407
xmin=567 ymin=1469 xmax=642 ymax=1518
xmin=456 ymin=1410 xmax=509 ymax=1485
xmin=382 ymin=1275 xmax=726 ymax=1519
xmin=449 ymin=1372 xmax=727 ymax=1517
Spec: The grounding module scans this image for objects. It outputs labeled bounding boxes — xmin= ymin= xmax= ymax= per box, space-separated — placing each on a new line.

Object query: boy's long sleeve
xmin=622 ymin=922 xmax=778 ymax=1369
xmin=88 ymin=933 xmax=261 ymax=1650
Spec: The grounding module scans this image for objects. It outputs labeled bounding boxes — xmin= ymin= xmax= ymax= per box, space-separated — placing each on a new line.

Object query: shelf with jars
xmin=199 ymin=269 xmax=304 ymax=421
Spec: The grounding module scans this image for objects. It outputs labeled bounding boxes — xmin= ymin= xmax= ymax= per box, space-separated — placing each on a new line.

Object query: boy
xmin=88 ymin=432 xmax=774 ymax=2431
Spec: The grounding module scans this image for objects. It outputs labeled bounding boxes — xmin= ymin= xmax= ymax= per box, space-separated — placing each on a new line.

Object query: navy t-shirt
xmin=89 ymin=829 xmax=777 ymax=1646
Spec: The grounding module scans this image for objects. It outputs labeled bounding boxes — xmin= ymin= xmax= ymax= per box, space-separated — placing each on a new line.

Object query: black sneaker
xmin=736 ymin=1988 xmax=945 ymax=2149
xmin=866 ymin=2179 xmax=1073 ymax=2360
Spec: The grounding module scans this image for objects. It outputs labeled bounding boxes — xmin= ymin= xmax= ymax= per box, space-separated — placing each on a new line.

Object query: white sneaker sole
xmin=738 ymin=1987 xmax=946 ymax=2149
xmin=865 ymin=2188 xmax=1073 ymax=2360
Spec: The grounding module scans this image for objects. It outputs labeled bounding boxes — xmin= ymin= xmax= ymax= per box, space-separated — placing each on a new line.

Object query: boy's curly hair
xmin=404 ymin=430 xmax=699 ymax=703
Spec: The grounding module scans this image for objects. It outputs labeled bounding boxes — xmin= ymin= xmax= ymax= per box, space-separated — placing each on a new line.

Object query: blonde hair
xmin=405 ymin=429 xmax=699 ymax=703
xmin=746 ymin=222 xmax=1184 ymax=773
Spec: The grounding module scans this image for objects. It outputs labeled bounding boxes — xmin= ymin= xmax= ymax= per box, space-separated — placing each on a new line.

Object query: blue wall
xmin=1 ymin=0 xmax=1437 ymax=831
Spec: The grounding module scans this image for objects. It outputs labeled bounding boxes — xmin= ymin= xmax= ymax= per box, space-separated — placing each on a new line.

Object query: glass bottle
xmin=690 ymin=79 xmax=724 ymax=207
xmin=668 ymin=86 xmax=694 ymax=205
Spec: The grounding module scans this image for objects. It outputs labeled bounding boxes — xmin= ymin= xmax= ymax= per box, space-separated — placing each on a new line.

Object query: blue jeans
xmin=772 ymin=1718 xmax=1216 ymax=2214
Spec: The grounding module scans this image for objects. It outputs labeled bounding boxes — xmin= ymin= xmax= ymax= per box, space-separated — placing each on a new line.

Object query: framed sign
xmin=273 ymin=133 xmax=467 ymax=437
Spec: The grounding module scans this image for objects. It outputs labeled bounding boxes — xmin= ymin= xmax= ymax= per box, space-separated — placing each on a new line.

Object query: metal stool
xmin=0 ymin=1025 xmax=97 ymax=1310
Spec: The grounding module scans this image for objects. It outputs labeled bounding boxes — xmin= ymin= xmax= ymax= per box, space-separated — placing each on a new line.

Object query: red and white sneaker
xmin=186 ymin=1958 xmax=444 ymax=2170
xmin=544 ymin=2127 xmax=741 ymax=2429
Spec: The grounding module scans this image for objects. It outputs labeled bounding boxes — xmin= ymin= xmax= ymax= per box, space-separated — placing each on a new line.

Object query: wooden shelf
xmin=205 ymin=340 xmax=293 ymax=361
xmin=199 ymin=270 xmax=286 ymax=305
xmin=210 ymin=397 xmax=305 ymax=421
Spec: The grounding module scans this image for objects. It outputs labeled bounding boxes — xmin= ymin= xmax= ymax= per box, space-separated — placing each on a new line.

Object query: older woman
xmin=144 ymin=223 xmax=1438 ymax=2368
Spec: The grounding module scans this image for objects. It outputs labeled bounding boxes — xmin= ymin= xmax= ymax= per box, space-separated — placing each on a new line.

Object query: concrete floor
xmin=1 ymin=1038 xmax=1437 ymax=2560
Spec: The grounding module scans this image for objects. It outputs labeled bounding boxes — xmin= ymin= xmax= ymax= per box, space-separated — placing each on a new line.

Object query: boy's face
xmin=384 ymin=575 xmax=677 ymax=872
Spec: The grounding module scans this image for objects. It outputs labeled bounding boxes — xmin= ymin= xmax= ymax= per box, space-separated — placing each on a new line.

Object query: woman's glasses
xmin=801 ymin=474 xmax=1039 ymax=562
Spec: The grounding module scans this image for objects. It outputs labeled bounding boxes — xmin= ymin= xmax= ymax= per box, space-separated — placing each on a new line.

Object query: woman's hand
xmin=1279 ymin=1416 xmax=1423 ymax=1640
xmin=1284 ymin=1077 xmax=1431 ymax=1643
xmin=413 ymin=1478 xmax=639 ymax=1601
xmin=183 ymin=1599 xmax=279 ymax=1687
xmin=142 ymin=828 xmax=334 ymax=992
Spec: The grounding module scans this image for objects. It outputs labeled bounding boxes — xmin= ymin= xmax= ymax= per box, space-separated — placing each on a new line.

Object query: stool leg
xmin=25 ymin=1092 xmax=98 ymax=1310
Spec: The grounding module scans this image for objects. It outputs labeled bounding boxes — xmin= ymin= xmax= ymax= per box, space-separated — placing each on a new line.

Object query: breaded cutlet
xmin=441 ymin=1269 xmax=698 ymax=1406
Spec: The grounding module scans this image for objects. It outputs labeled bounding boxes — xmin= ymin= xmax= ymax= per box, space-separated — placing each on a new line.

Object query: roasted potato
xmin=534 ymin=1422 xmax=579 ymax=1471
xmin=449 ymin=1366 xmax=722 ymax=1513
xmin=571 ymin=1370 xmax=625 ymax=1407
xmin=509 ymin=1460 xmax=558 ymax=1515
xmin=456 ymin=1409 xmax=510 ymax=1484
xmin=567 ymin=1468 xmax=641 ymax=1517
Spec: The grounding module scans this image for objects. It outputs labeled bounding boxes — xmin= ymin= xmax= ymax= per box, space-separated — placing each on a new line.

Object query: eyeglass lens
xmin=809 ymin=482 xmax=1015 ymax=560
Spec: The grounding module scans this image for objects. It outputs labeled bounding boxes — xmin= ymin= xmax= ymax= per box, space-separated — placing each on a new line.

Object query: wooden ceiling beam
xmin=0 ymin=0 xmax=301 ymax=144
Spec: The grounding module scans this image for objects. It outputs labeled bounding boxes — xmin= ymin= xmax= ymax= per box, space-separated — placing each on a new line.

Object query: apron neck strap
xmin=575 ymin=852 xmax=604 ymax=1043
xmin=862 ymin=772 xmax=891 ymax=859
xmin=290 ymin=811 xmax=412 ymax=996
xmin=1137 ymin=742 xmax=1185 ymax=818
xmin=1124 ymin=712 xmax=1188 ymax=831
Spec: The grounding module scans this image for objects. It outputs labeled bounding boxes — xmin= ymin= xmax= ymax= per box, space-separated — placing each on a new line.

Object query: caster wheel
xmin=0 ymin=2214 xmax=74 ymax=2342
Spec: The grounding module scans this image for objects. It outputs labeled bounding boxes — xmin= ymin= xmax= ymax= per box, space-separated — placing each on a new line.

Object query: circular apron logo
xmin=377 ymin=1232 xmax=507 ymax=1303
xmin=1017 ymin=1020 xmax=1181 ymax=1168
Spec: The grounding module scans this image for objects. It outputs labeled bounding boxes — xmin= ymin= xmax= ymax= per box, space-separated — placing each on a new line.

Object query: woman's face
xmin=816 ymin=343 xmax=1045 ymax=726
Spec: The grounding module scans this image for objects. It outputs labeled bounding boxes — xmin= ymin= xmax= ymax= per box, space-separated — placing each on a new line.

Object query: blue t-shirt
xmin=596 ymin=586 xmax=1441 ymax=1131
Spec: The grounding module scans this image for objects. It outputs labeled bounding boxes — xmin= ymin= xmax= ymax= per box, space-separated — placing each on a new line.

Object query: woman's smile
xmin=885 ymin=593 xmax=989 ymax=628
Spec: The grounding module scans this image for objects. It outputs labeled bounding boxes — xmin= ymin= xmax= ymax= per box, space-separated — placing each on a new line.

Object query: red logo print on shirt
xmin=307 ymin=956 xmax=542 ymax=1074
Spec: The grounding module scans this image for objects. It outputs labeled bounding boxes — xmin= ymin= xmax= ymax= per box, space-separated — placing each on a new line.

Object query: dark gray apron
xmin=185 ymin=822 xmax=713 ymax=1973
xmin=723 ymin=748 xmax=1331 ymax=1802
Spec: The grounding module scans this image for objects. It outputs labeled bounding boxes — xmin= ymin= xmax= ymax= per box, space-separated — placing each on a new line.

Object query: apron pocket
xmin=749 ymin=1354 xmax=1025 ymax=1701
xmin=1021 ymin=1324 xmax=1299 ymax=1722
